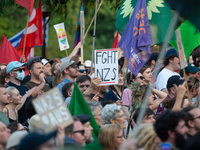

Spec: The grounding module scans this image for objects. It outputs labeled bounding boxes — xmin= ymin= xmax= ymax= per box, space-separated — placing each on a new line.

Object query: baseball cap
xmin=26 ymin=56 xmax=43 ymax=70
xmin=167 ymin=75 xmax=185 ymax=89
xmin=41 ymin=59 xmax=54 ymax=66
xmin=7 ymin=61 xmax=26 ymax=74
xmin=74 ymin=114 xmax=91 ymax=124
xmin=165 ymin=48 xmax=178 ymax=58
xmin=6 ymin=131 xmax=28 ymax=150
xmin=179 ymin=63 xmax=200 ymax=76
xmin=60 ymin=59 xmax=80 ymax=73
xmin=85 ymin=60 xmax=94 ymax=68
xmin=18 ymin=130 xmax=57 ymax=150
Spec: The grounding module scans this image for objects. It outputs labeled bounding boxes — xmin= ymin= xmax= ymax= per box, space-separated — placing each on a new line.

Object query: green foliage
xmin=0 ymin=1 xmax=118 ymax=60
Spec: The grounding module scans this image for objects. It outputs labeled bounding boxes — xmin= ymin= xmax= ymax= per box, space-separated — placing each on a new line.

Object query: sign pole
xmin=80 ymin=11 xmax=84 ymax=64
xmin=23 ymin=15 xmax=30 ymax=56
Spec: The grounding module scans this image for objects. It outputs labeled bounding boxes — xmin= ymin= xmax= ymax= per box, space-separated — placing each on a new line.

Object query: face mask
xmin=16 ymin=70 xmax=25 ymax=81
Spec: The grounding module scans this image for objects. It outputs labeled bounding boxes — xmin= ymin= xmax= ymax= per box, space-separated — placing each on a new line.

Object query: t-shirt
xmin=0 ymin=111 xmax=9 ymax=126
xmin=6 ymin=81 xmax=32 ymax=123
xmin=23 ymin=81 xmax=51 ymax=92
xmin=156 ymin=68 xmax=180 ymax=91
xmin=121 ymin=88 xmax=132 ymax=108
xmin=155 ymin=95 xmax=171 ymax=118
xmin=57 ymin=78 xmax=71 ymax=100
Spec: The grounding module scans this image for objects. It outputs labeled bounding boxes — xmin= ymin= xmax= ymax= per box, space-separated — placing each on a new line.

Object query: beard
xmin=86 ymin=136 xmax=94 ymax=144
xmin=174 ymin=131 xmax=187 ymax=150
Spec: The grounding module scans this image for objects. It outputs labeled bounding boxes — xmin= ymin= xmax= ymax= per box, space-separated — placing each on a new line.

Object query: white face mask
xmin=16 ymin=70 xmax=25 ymax=81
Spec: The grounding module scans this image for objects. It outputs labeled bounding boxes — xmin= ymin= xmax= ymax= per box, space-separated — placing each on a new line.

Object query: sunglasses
xmin=12 ymin=68 xmax=25 ymax=72
xmin=72 ymin=130 xmax=85 ymax=136
xmin=137 ymin=76 xmax=145 ymax=80
xmin=79 ymin=69 xmax=88 ymax=73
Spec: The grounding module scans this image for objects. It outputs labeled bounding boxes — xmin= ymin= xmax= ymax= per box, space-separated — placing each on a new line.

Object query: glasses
xmin=193 ymin=116 xmax=200 ymax=120
xmin=137 ymin=76 xmax=145 ymax=80
xmin=79 ymin=69 xmax=88 ymax=73
xmin=72 ymin=130 xmax=85 ymax=136
xmin=12 ymin=68 xmax=25 ymax=72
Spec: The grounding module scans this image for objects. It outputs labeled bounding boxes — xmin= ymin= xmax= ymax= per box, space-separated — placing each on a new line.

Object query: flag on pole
xmin=0 ymin=35 xmax=21 ymax=64
xmin=115 ymin=0 xmax=175 ymax=45
xmin=73 ymin=2 xmax=84 ymax=55
xmin=17 ymin=5 xmax=43 ymax=62
xmin=15 ymin=0 xmax=34 ymax=16
xmin=68 ymin=83 xmax=103 ymax=150
xmin=118 ymin=0 xmax=153 ymax=75
xmin=170 ymin=20 xmax=200 ymax=60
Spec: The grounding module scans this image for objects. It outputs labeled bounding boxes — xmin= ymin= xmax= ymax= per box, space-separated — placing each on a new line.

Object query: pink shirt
xmin=122 ymin=88 xmax=132 ymax=108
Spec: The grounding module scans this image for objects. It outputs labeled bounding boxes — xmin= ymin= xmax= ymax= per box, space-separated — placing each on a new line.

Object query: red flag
xmin=17 ymin=5 xmax=43 ymax=62
xmin=0 ymin=35 xmax=21 ymax=64
xmin=112 ymin=32 xmax=119 ymax=48
xmin=15 ymin=0 xmax=34 ymax=16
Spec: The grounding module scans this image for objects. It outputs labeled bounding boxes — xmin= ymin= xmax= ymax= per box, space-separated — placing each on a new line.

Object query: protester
xmin=156 ymin=48 xmax=180 ymax=94
xmin=0 ymin=68 xmax=10 ymax=85
xmin=84 ymin=60 xmax=93 ymax=75
xmin=78 ymin=65 xmax=87 ymax=75
xmin=98 ymin=124 xmax=125 ymax=150
xmin=52 ymin=69 xmax=63 ymax=88
xmin=147 ymin=53 xmax=158 ymax=71
xmin=75 ymin=114 xmax=94 ymax=144
xmin=6 ymin=61 xmax=33 ymax=123
xmin=51 ymin=62 xmax=61 ymax=77
xmin=0 ymin=63 xmax=7 ymax=71
xmin=154 ymin=110 xmax=189 ymax=150
xmin=3 ymin=87 xmax=33 ymax=123
xmin=179 ymin=63 xmax=200 ymax=79
xmin=58 ymin=59 xmax=80 ymax=99
xmin=24 ymin=57 xmax=51 ymax=96
xmin=0 ymin=85 xmax=10 ymax=125
xmin=6 ymin=131 xmax=27 ymax=150
xmin=62 ymin=82 xmax=74 ymax=106
xmin=183 ymin=132 xmax=200 ymax=150
xmin=130 ymin=123 xmax=160 ymax=150
xmin=182 ymin=106 xmax=200 ymax=140
xmin=139 ymin=65 xmax=152 ymax=85
xmin=187 ymin=76 xmax=199 ymax=104
xmin=0 ymin=121 xmax=11 ymax=150
xmin=41 ymin=58 xmax=53 ymax=87
xmin=101 ymin=104 xmax=127 ymax=130
xmin=76 ymin=75 xmax=91 ymax=93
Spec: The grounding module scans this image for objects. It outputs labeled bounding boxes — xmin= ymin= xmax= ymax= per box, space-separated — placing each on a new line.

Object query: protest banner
xmin=54 ymin=23 xmax=69 ymax=51
xmin=32 ymin=87 xmax=73 ymax=133
xmin=95 ymin=48 xmax=118 ymax=85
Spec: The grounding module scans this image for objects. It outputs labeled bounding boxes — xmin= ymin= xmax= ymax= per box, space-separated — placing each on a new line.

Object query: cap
xmin=7 ymin=61 xmax=26 ymax=74
xmin=179 ymin=63 xmax=200 ymax=76
xmin=60 ymin=59 xmax=79 ymax=73
xmin=74 ymin=114 xmax=91 ymax=124
xmin=18 ymin=130 xmax=57 ymax=150
xmin=165 ymin=48 xmax=178 ymax=58
xmin=41 ymin=59 xmax=54 ymax=66
xmin=6 ymin=131 xmax=28 ymax=150
xmin=85 ymin=60 xmax=94 ymax=68
xmin=26 ymin=56 xmax=42 ymax=70
xmin=167 ymin=75 xmax=185 ymax=89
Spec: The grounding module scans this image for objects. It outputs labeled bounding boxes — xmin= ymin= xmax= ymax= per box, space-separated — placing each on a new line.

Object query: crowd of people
xmin=1 ymin=47 xmax=200 ymax=150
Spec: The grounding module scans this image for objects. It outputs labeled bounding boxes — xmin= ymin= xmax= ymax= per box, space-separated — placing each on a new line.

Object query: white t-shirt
xmin=156 ymin=68 xmax=180 ymax=91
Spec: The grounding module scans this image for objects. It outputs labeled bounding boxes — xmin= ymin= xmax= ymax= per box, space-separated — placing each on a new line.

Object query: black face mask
xmin=174 ymin=130 xmax=187 ymax=150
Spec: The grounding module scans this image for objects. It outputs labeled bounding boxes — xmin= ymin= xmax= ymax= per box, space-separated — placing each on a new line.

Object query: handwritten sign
xmin=95 ymin=49 xmax=118 ymax=85
xmin=32 ymin=87 xmax=73 ymax=133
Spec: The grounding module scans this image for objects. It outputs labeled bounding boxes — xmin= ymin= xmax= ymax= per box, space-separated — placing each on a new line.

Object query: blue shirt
xmin=57 ymin=78 xmax=71 ymax=100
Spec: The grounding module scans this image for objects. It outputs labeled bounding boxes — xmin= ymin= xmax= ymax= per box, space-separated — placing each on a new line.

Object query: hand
xmin=20 ymin=55 xmax=25 ymax=63
xmin=56 ymin=124 xmax=65 ymax=147
xmin=91 ymin=77 xmax=101 ymax=89
xmin=174 ymin=81 xmax=186 ymax=98
xmin=37 ymin=90 xmax=44 ymax=97
xmin=92 ymin=92 xmax=99 ymax=102
xmin=116 ymin=100 xmax=123 ymax=106
xmin=39 ymin=73 xmax=45 ymax=84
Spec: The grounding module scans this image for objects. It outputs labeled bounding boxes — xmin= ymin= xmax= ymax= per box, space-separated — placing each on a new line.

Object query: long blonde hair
xmin=98 ymin=124 xmax=122 ymax=150
xmin=129 ymin=123 xmax=158 ymax=150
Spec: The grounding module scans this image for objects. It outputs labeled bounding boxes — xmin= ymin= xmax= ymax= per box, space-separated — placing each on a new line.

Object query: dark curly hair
xmin=163 ymin=55 xmax=178 ymax=67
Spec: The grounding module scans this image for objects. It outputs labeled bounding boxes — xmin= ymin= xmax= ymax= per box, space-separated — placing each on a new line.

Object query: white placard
xmin=95 ymin=48 xmax=118 ymax=85
xmin=54 ymin=23 xmax=69 ymax=51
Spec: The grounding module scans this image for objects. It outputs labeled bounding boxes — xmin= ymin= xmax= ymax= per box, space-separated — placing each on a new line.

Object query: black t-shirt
xmin=6 ymin=81 xmax=32 ymax=123
xmin=23 ymin=81 xmax=51 ymax=92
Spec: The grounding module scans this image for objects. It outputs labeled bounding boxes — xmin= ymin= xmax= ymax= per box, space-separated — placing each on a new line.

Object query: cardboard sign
xmin=176 ymin=29 xmax=188 ymax=69
xmin=32 ymin=87 xmax=73 ymax=133
xmin=95 ymin=48 xmax=118 ymax=85
xmin=53 ymin=23 xmax=70 ymax=51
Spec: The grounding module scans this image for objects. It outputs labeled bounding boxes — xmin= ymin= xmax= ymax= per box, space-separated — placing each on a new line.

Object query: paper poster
xmin=32 ymin=87 xmax=73 ymax=133
xmin=95 ymin=48 xmax=118 ymax=85
xmin=54 ymin=23 xmax=69 ymax=51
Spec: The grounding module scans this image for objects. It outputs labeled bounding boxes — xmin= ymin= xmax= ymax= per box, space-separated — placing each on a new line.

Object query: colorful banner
xmin=54 ymin=23 xmax=69 ymax=51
